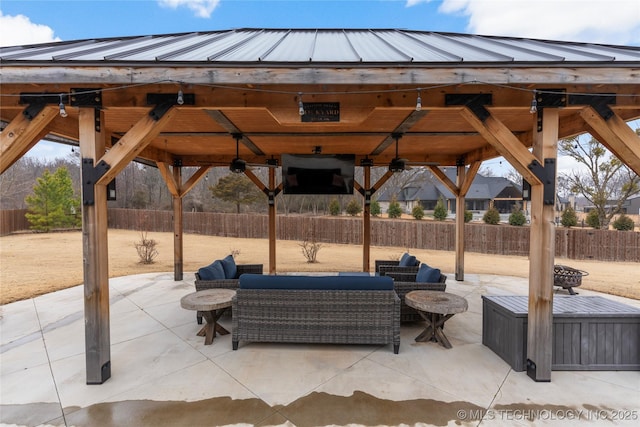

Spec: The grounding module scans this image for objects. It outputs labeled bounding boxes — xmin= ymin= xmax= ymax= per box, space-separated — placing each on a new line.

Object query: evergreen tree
xmin=387 ymin=197 xmax=403 ymax=219
xmin=209 ymin=173 xmax=264 ymax=213
xmin=329 ymin=198 xmax=341 ymax=216
xmin=560 ymin=206 xmax=578 ymax=227
xmin=433 ymin=197 xmax=448 ymax=221
xmin=586 ymin=209 xmax=600 ymax=228
xmin=370 ymin=199 xmax=381 ymax=217
xmin=464 ymin=210 xmax=473 ymax=223
xmin=25 ymin=167 xmax=81 ymax=232
xmin=483 ymin=206 xmax=501 ymax=225
xmin=508 ymin=208 xmax=527 ymax=226
xmin=411 ymin=202 xmax=424 ymax=220
xmin=612 ymin=214 xmax=635 ymax=231
xmin=345 ymin=198 xmax=362 ymax=216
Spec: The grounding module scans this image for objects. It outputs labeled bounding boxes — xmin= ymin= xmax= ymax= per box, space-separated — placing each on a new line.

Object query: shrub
xmin=586 ymin=209 xmax=600 ymax=228
xmin=411 ymin=203 xmax=424 ymax=220
xmin=483 ymin=207 xmax=500 ymax=225
xmin=508 ymin=209 xmax=527 ymax=226
xmin=345 ymin=199 xmax=362 ymax=216
xmin=329 ymin=198 xmax=341 ymax=216
xmin=300 ymin=239 xmax=322 ymax=263
xmin=387 ymin=198 xmax=403 ymax=219
xmin=612 ymin=214 xmax=635 ymax=231
xmin=433 ymin=198 xmax=448 ymax=221
xmin=560 ymin=206 xmax=578 ymax=227
xmin=134 ymin=231 xmax=159 ymax=264
xmin=464 ymin=210 xmax=473 ymax=223
xmin=370 ymin=199 xmax=381 ymax=217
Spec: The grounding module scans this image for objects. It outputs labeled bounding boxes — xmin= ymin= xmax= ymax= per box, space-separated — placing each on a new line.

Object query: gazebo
xmin=1 ymin=28 xmax=639 ymax=384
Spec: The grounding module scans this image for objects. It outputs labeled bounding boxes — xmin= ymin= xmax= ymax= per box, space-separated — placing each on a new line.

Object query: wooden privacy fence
xmin=3 ymin=208 xmax=639 ymax=262
xmin=0 ymin=209 xmax=30 ymax=236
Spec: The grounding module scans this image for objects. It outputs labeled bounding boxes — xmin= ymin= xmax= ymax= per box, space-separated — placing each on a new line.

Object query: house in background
xmin=624 ymin=196 xmax=640 ymax=215
xmin=376 ymin=168 xmax=523 ymax=216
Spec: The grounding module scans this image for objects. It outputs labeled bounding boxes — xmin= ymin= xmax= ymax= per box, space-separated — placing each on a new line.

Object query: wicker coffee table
xmin=180 ymin=289 xmax=235 ymax=345
xmin=405 ymin=290 xmax=468 ymax=349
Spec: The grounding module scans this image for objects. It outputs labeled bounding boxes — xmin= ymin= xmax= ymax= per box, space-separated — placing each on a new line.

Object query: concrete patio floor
xmin=1 ymin=272 xmax=638 ymax=427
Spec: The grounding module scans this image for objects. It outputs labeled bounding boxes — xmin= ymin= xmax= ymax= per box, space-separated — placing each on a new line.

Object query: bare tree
xmin=559 ymin=134 xmax=639 ymax=229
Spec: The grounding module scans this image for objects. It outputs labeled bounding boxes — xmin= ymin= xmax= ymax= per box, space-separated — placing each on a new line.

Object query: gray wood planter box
xmin=482 ymin=295 xmax=640 ymax=371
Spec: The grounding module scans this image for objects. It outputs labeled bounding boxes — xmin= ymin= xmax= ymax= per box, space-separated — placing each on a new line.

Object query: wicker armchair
xmin=194 ymin=263 xmax=263 ymax=323
xmin=381 ymin=270 xmax=447 ymax=322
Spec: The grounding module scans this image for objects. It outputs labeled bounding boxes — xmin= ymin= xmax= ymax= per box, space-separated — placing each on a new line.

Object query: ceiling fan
xmin=229 ymin=133 xmax=246 ymax=173
xmin=389 ymin=133 xmax=408 ymax=172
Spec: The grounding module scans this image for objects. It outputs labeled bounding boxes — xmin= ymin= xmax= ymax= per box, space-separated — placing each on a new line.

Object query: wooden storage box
xmin=482 ymin=295 xmax=640 ymax=371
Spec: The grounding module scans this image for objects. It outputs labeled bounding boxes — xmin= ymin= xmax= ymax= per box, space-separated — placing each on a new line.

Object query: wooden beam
xmin=370 ymin=110 xmax=429 ymax=156
xmin=180 ymin=166 xmax=210 ymax=196
xmin=0 ymin=106 xmax=58 ymax=173
xmin=95 ymin=108 xmax=178 ymax=185
xmin=371 ymin=170 xmax=395 ymax=193
xmin=363 ymin=166 xmax=371 ymax=272
xmin=460 ymin=161 xmax=481 ymax=197
xmin=173 ymin=166 xmax=183 ymax=281
xmin=3 ymin=66 xmax=638 ymax=85
xmin=157 ymin=162 xmax=179 ymax=197
xmin=244 ymin=169 xmax=268 ymax=192
xmin=455 ymin=164 xmax=466 ymax=281
xmin=459 ymin=107 xmax=543 ymax=186
xmin=527 ymin=108 xmax=559 ymax=382
xmin=579 ymin=108 xmax=640 ymax=175
xmin=428 ymin=165 xmax=459 ymax=196
xmin=79 ymin=107 xmax=111 ymax=384
xmin=268 ymin=167 xmax=277 ymax=274
xmin=204 ymin=110 xmax=265 ymax=155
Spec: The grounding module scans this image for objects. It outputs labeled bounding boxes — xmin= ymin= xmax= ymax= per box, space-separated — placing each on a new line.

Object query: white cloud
xmin=0 ymin=11 xmax=61 ymax=47
xmin=409 ymin=0 xmax=640 ymax=45
xmin=157 ymin=0 xmax=221 ymax=18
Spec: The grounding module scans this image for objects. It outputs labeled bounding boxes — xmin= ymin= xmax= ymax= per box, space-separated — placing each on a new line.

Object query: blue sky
xmin=1 ymin=0 xmax=639 ymax=173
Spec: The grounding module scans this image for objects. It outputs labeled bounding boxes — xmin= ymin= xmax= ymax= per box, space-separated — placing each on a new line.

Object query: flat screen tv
xmin=282 ymin=154 xmax=355 ymax=195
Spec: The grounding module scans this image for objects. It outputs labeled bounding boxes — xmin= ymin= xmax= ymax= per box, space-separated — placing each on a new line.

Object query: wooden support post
xmin=363 ymin=166 xmax=371 ymax=272
xmin=455 ymin=165 xmax=465 ymax=281
xmin=268 ymin=167 xmax=277 ymax=274
xmin=173 ymin=166 xmax=183 ymax=281
xmin=79 ymin=107 xmax=111 ymax=384
xmin=527 ymin=108 xmax=559 ymax=382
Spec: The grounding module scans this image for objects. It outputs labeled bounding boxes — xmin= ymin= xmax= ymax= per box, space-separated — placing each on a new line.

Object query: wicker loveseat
xmin=194 ymin=255 xmax=263 ymax=324
xmin=232 ymin=274 xmax=401 ymax=353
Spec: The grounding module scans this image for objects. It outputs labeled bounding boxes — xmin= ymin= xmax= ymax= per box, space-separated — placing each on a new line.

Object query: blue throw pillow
xmin=416 ymin=263 xmax=441 ymax=283
xmin=399 ymin=253 xmax=418 ymax=267
xmin=197 ymin=260 xmax=226 ymax=280
xmin=219 ymin=254 xmax=237 ymax=279
xmin=399 ymin=252 xmax=410 ymax=266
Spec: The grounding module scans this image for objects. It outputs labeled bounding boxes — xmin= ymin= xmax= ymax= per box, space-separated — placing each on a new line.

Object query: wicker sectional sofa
xmin=232 ymin=274 xmax=401 ymax=353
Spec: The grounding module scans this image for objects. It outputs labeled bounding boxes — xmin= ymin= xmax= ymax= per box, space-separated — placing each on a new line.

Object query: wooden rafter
xmin=459 ymin=107 xmax=542 ymax=186
xmin=205 ymin=110 xmax=265 ymax=156
xmin=428 ymin=165 xmax=459 ymax=196
xmin=157 ymin=162 xmax=179 ymax=197
xmin=579 ymin=108 xmax=640 ymax=175
xmin=96 ymin=109 xmax=178 ymax=185
xmin=460 ymin=161 xmax=481 ymax=196
xmin=0 ymin=106 xmax=59 ymax=173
